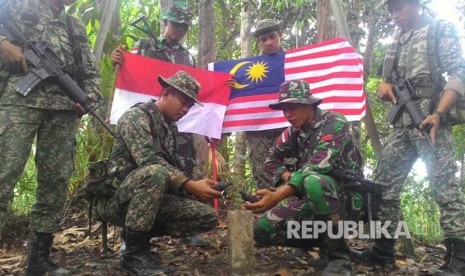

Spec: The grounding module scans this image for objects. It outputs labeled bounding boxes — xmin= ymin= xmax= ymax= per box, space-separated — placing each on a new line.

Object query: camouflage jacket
xmin=382 ymin=15 xmax=465 ymax=127
xmin=108 ymin=100 xmax=189 ymax=194
xmin=139 ymin=35 xmax=195 ymax=67
xmin=265 ymin=109 xmax=362 ymax=188
xmin=0 ymin=0 xmax=100 ymax=110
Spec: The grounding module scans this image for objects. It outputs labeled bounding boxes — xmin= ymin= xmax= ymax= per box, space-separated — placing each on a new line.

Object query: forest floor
xmin=0 ymin=203 xmax=448 ymax=276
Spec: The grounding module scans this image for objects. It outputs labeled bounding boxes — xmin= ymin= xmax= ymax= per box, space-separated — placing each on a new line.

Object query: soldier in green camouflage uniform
xmin=96 ymin=71 xmax=220 ymax=275
xmin=227 ymin=19 xmax=286 ymax=189
xmin=111 ymin=1 xmax=210 ymax=248
xmin=111 ymin=1 xmax=197 ymax=178
xmin=245 ymin=80 xmax=362 ymax=276
xmin=0 ymin=0 xmax=101 ymax=274
xmin=358 ymin=1 xmax=465 ymax=274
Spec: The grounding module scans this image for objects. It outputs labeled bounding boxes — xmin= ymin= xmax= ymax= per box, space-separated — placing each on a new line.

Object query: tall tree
xmin=231 ymin=1 xmax=253 ymax=179
xmin=194 ymin=0 xmax=216 ymax=179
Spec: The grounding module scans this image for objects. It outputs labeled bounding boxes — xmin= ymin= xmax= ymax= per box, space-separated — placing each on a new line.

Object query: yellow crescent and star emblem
xmin=229 ymin=60 xmax=269 ymax=89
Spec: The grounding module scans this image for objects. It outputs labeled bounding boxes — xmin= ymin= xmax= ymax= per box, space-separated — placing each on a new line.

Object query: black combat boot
xmin=319 ymin=214 xmax=352 ymax=276
xmin=321 ymin=236 xmax=352 ymax=276
xmin=435 ymin=239 xmax=465 ymax=275
xmin=24 ymin=232 xmax=70 ymax=276
xmin=353 ymin=238 xmax=395 ymax=268
xmin=122 ymin=228 xmax=169 ymax=276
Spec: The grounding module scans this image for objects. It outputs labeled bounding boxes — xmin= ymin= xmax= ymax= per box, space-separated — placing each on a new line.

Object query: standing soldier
xmin=357 ymin=0 xmax=465 ymax=274
xmin=245 ymin=80 xmax=363 ymax=275
xmin=228 ymin=19 xmax=286 ymax=189
xmin=111 ymin=1 xmax=207 ymax=246
xmin=0 ymin=0 xmax=101 ymax=275
xmin=95 ymin=71 xmax=220 ymax=275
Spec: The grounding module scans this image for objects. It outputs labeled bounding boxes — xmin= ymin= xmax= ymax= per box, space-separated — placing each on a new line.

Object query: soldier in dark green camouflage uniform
xmin=111 ymin=0 xmax=209 ymax=248
xmin=96 ymin=71 xmax=220 ymax=275
xmin=245 ymin=80 xmax=362 ymax=276
xmin=0 ymin=0 xmax=101 ymax=275
xmin=227 ymin=19 xmax=286 ymax=189
xmin=357 ymin=1 xmax=465 ymax=275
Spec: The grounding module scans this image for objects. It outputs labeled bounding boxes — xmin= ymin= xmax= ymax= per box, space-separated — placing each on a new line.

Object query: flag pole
xmin=211 ymin=141 xmax=218 ymax=212
xmin=101 ymin=63 xmax=119 ymax=158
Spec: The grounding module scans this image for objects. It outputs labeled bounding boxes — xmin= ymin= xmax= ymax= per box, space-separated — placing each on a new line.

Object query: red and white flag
xmin=110 ymin=53 xmax=231 ymax=139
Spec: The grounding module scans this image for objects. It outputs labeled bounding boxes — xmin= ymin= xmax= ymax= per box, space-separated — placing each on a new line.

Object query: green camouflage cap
xmin=158 ymin=71 xmax=202 ymax=106
xmin=269 ymin=80 xmax=322 ymax=110
xmin=253 ymin=19 xmax=282 ymax=38
xmin=161 ymin=1 xmax=192 ymax=26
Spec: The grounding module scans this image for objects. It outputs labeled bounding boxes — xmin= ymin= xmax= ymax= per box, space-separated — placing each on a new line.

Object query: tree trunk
xmin=318 ymin=0 xmax=382 ymax=158
xmin=159 ymin=0 xmax=170 ymax=34
xmin=93 ymin=0 xmax=119 ymax=61
xmin=194 ymin=0 xmax=216 ymax=179
xmin=231 ymin=2 xmax=253 ymax=179
xmin=316 ymin=0 xmax=337 ymax=42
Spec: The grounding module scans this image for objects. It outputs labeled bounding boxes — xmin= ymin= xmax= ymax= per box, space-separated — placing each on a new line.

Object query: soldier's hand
xmin=183 ymin=179 xmax=221 ymax=201
xmin=75 ymin=94 xmax=100 ymax=118
xmin=244 ymin=189 xmax=280 ymax=213
xmin=110 ymin=45 xmax=126 ymax=66
xmin=226 ymin=76 xmax=236 ymax=88
xmin=419 ymin=113 xmax=441 ymax=145
xmin=0 ymin=40 xmax=28 ymax=74
xmin=377 ymin=82 xmax=397 ymax=104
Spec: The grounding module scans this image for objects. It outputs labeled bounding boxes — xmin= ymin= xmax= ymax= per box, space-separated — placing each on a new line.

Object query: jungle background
xmin=2 ymin=0 xmax=465 ymax=275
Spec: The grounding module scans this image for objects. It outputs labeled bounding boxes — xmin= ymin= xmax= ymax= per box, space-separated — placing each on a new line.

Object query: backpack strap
xmin=65 ymin=15 xmax=87 ymax=81
xmin=134 ymin=101 xmax=181 ymax=168
xmin=427 ymin=19 xmax=445 ymax=114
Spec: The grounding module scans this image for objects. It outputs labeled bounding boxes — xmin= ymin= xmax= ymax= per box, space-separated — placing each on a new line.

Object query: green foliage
xmin=401 ymin=172 xmax=442 ymax=241
xmin=12 ymin=150 xmax=37 ymax=215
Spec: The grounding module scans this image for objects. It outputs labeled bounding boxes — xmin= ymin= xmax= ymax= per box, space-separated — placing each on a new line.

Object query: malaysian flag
xmin=211 ymin=38 xmax=365 ymax=133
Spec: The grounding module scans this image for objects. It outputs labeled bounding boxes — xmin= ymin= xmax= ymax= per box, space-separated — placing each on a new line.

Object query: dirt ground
xmin=0 ymin=206 xmax=447 ymax=276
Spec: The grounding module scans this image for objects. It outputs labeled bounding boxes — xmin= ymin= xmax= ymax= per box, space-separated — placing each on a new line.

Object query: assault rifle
xmin=330 ymin=168 xmax=388 ymax=222
xmin=0 ymin=15 xmax=116 ymax=137
xmin=386 ymin=78 xmax=438 ymax=157
xmin=130 ymin=16 xmax=158 ymax=45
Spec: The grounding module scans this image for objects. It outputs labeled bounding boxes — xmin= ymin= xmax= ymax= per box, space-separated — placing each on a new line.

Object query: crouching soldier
xmin=245 ymin=80 xmax=363 ymax=275
xmin=96 ymin=71 xmax=220 ymax=275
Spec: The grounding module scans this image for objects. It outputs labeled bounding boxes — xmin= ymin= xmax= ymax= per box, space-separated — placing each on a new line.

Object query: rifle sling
xmin=65 ymin=15 xmax=85 ymax=80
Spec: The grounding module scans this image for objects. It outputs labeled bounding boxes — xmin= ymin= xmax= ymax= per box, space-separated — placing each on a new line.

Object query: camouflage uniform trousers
xmin=374 ymin=125 xmax=465 ymax=239
xmin=0 ymin=105 xmax=78 ymax=233
xmin=254 ymin=173 xmax=341 ymax=247
xmin=245 ymin=128 xmax=284 ymax=189
xmin=96 ymin=164 xmax=218 ymax=236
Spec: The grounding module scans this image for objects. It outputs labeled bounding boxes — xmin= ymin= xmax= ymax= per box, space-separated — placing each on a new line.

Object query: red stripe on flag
xmin=222 ymin=116 xmax=288 ymax=128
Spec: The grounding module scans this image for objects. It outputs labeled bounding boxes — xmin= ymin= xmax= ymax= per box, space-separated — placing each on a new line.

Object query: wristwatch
xmin=433 ymin=110 xmax=447 ymax=123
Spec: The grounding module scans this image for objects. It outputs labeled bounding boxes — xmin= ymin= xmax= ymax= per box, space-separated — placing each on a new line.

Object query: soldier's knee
xmin=303 ymin=176 xmax=324 ymax=200
xmin=303 ymin=176 xmax=330 ymax=214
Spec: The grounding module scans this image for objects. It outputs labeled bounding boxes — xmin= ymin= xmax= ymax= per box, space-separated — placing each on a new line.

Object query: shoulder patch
xmin=320 ymin=134 xmax=333 ymax=142
xmin=277 ymin=127 xmax=291 ymax=146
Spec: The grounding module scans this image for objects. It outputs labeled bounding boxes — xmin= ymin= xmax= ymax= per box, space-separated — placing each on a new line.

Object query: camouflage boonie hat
xmin=269 ymin=80 xmax=322 ymax=110
xmin=161 ymin=1 xmax=192 ymax=26
xmin=253 ymin=19 xmax=282 ymax=38
xmin=158 ymin=71 xmax=202 ymax=106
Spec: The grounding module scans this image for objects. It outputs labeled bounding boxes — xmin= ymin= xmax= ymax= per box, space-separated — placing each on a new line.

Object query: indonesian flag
xmin=211 ymin=38 xmax=365 ymax=133
xmin=110 ymin=53 xmax=231 ymax=139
